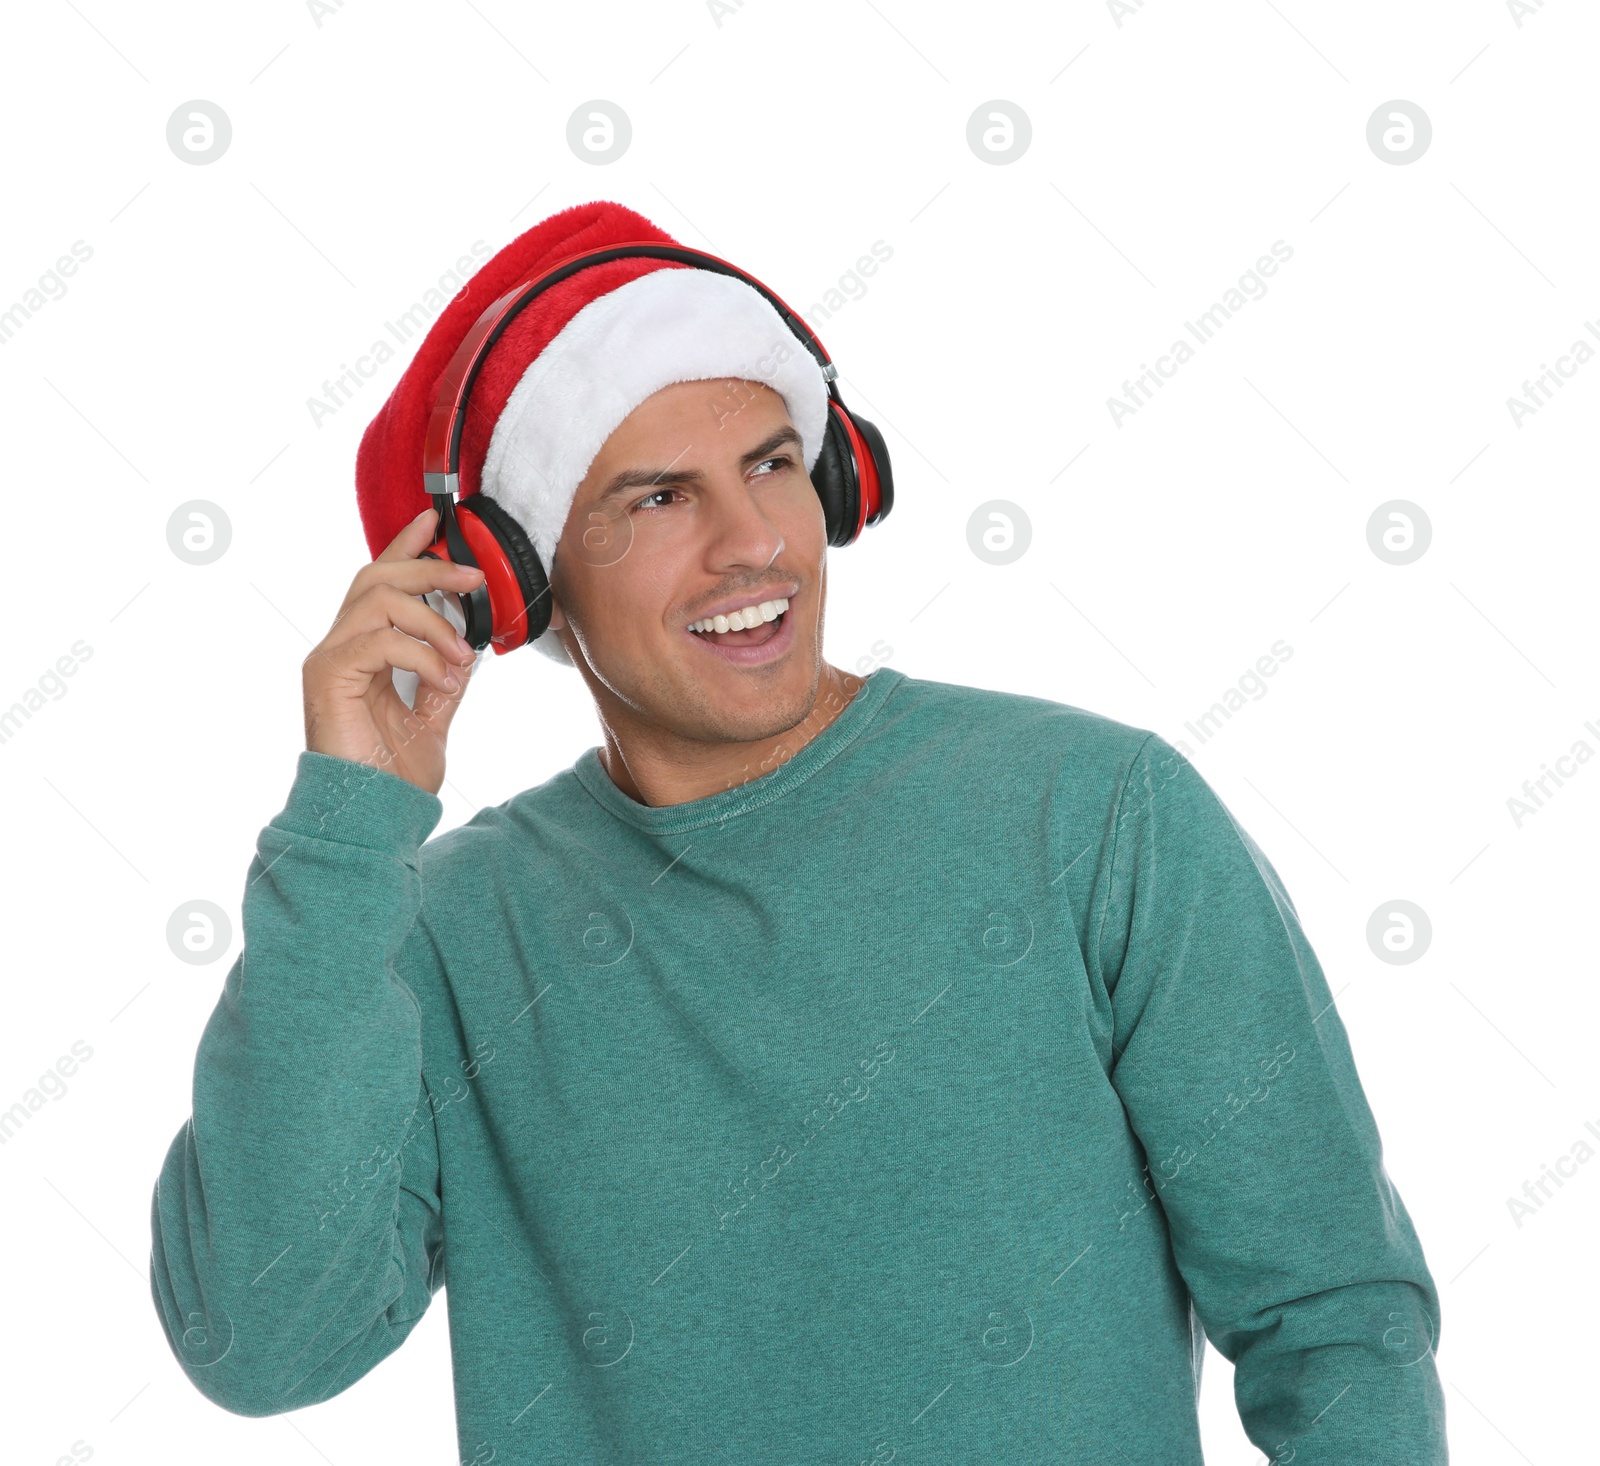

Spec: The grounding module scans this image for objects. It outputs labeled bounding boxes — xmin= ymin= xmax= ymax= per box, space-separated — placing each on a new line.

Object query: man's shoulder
xmin=881 ymin=670 xmax=1161 ymax=784
xmin=417 ymin=761 xmax=591 ymax=874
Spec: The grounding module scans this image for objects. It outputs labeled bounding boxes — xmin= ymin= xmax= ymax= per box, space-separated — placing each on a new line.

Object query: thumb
xmin=388 ymin=656 xmax=473 ymax=739
xmin=404 ymin=654 xmax=476 ymax=738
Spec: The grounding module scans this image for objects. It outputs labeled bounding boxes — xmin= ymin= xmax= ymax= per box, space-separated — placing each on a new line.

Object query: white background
xmin=2 ymin=1 xmax=1594 ymax=1461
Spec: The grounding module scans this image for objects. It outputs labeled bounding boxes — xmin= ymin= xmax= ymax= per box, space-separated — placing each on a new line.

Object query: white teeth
xmin=690 ymin=596 xmax=790 ymax=634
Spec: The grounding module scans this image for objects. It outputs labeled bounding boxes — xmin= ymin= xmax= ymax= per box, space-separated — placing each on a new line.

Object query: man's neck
xmin=596 ymin=662 xmax=865 ymax=808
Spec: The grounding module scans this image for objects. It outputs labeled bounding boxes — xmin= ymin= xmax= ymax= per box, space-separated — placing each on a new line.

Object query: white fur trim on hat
xmin=479 ymin=267 xmax=830 ymax=666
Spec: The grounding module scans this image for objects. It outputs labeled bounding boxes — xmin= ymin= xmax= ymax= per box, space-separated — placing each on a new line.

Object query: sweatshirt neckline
xmin=572 ymin=666 xmax=904 ymax=834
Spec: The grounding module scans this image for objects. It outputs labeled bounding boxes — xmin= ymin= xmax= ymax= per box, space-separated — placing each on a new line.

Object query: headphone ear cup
xmin=458 ymin=494 xmax=552 ymax=646
xmin=809 ymin=403 xmax=860 ymax=547
xmin=845 ymin=411 xmax=893 ymax=527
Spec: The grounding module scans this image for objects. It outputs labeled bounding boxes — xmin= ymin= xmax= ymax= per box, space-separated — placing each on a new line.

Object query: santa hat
xmin=355 ymin=200 xmax=830 ymax=665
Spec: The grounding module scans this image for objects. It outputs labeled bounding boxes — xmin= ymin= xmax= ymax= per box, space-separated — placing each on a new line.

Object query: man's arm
xmin=1090 ymin=733 xmax=1447 ymax=1463
xmin=149 ymin=753 xmax=449 ymax=1415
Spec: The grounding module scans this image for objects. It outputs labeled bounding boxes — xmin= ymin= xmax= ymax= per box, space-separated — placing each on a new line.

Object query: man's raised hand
xmin=302 ymin=507 xmax=485 ymax=794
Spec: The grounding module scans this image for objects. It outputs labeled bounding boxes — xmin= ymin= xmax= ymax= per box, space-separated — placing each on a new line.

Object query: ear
xmin=543 ymin=551 xmax=567 ymax=633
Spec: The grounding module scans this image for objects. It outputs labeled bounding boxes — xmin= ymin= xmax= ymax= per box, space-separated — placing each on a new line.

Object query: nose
xmin=701 ymin=472 xmax=786 ymax=572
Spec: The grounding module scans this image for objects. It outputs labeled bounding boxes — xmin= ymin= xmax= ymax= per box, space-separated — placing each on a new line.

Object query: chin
xmin=579 ymin=614 xmax=826 ymax=746
xmin=672 ymin=639 xmax=822 ymax=744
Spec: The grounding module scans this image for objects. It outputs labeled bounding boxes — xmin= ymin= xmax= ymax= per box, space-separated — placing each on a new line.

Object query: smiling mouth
xmin=683 ymin=593 xmax=798 ymax=666
xmin=686 ymin=596 xmax=790 ymax=647
xmin=698 ymin=611 xmax=783 ymax=647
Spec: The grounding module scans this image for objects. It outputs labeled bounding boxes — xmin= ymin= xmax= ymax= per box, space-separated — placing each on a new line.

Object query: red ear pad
xmin=428 ymin=497 xmax=552 ymax=655
xmin=460 ymin=493 xmax=552 ymax=650
xmin=841 ymin=411 xmax=892 ymax=529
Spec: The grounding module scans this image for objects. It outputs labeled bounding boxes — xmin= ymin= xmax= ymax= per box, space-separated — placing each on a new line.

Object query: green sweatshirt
xmin=149 ymin=666 xmax=1447 ymax=1463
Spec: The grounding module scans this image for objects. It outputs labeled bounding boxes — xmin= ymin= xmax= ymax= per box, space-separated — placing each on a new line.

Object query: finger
xmin=352 ymin=582 xmax=470 ymax=665
xmin=376 ymin=506 xmax=443 ymax=563
xmin=315 ymin=588 xmax=476 ymax=697
xmin=337 ymin=557 xmax=485 ymax=622
xmin=315 ymin=626 xmax=464 ymax=697
xmin=390 ymin=656 xmax=470 ymax=729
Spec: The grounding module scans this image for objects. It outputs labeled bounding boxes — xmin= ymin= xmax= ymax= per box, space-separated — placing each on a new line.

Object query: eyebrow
xmin=590 ymin=425 xmax=805 ymax=508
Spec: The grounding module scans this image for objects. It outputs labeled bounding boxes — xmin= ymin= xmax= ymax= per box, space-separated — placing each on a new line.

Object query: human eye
xmin=751 ymin=455 xmax=794 ymax=479
xmin=630 ymin=488 xmax=680 ymax=513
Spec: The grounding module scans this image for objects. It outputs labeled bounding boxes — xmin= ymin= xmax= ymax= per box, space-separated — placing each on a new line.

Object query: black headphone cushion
xmin=810 ymin=406 xmax=859 ymax=547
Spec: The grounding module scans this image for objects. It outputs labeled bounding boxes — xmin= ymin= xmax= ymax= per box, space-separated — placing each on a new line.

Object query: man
xmin=150 ymin=201 xmax=1448 ymax=1463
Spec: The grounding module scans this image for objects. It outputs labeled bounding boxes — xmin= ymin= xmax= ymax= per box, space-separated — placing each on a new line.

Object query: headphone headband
xmin=421 ymin=242 xmax=842 ymax=500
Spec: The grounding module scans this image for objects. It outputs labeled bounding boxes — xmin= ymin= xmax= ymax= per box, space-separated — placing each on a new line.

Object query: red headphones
xmin=420 ymin=242 xmax=894 ymax=654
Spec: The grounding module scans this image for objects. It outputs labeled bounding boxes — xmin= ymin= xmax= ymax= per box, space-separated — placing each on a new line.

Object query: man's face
xmin=547 ymin=378 xmax=830 ymax=745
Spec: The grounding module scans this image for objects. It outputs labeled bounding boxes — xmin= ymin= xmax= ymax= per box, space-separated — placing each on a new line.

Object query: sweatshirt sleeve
xmin=1092 ymin=733 xmax=1448 ymax=1464
xmin=149 ymin=751 xmax=451 ymax=1416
